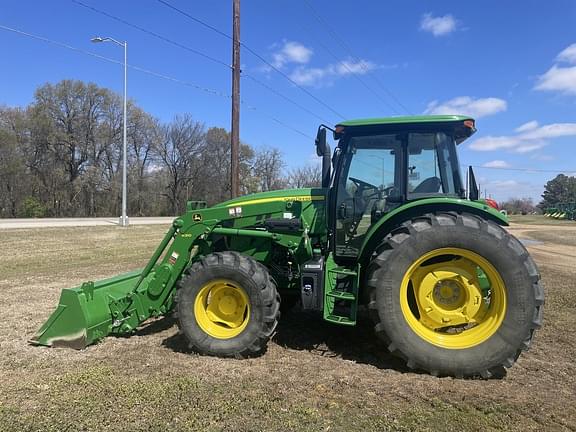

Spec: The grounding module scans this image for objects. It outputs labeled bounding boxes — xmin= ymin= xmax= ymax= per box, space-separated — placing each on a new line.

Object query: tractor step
xmin=326 ymin=290 xmax=356 ymax=300
xmin=323 ymin=254 xmax=360 ymax=326
xmin=329 ymin=267 xmax=357 ymax=276
xmin=325 ymin=314 xmax=356 ymax=326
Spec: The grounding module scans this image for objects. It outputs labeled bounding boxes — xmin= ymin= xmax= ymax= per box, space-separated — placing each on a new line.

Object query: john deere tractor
xmin=32 ymin=115 xmax=543 ymax=378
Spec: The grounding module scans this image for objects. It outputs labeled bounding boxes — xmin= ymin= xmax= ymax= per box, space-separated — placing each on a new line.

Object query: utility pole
xmin=230 ymin=0 xmax=241 ymax=198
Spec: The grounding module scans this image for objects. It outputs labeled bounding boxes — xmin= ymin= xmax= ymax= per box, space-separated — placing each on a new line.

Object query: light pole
xmin=91 ymin=36 xmax=129 ymax=227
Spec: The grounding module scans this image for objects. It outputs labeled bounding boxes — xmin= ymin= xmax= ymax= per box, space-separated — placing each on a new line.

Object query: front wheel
xmin=175 ymin=252 xmax=280 ymax=358
xmin=367 ymin=212 xmax=544 ymax=378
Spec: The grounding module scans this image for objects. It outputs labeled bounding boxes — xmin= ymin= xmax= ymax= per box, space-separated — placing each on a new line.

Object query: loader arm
xmin=31 ymin=196 xmax=321 ymax=349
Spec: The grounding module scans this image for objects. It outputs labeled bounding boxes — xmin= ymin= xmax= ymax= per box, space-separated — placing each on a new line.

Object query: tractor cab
xmin=315 ymin=116 xmax=476 ymax=258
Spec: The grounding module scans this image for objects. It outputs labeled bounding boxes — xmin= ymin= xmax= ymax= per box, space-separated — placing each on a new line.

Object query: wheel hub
xmin=433 ymin=279 xmax=463 ymax=307
xmin=400 ymin=248 xmax=507 ymax=349
xmin=194 ymin=280 xmax=250 ymax=339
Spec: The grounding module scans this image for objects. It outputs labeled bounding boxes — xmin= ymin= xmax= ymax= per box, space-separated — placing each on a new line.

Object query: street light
xmin=91 ymin=36 xmax=129 ymax=227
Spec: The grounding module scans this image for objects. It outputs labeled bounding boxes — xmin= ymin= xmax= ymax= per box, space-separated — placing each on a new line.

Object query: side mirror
xmin=315 ymin=127 xmax=331 ymax=188
xmin=468 ymin=166 xmax=479 ymax=200
xmin=315 ymin=128 xmax=327 ymax=156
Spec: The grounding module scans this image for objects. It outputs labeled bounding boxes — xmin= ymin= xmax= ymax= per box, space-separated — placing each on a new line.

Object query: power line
xmin=0 ymin=24 xmax=312 ymax=139
xmin=301 ymin=0 xmax=413 ymax=115
xmin=71 ymin=0 xmax=231 ymax=69
xmin=297 ymin=20 xmax=400 ymax=115
xmin=243 ymin=74 xmax=331 ymax=124
xmin=468 ymin=165 xmax=575 ymax=174
xmin=244 ymin=103 xmax=314 ymax=140
xmin=156 ymin=0 xmax=346 ymax=120
xmin=157 ymin=0 xmax=231 ymax=40
xmin=72 ymin=0 xmax=332 ymax=125
xmin=0 ymin=24 xmax=231 ymax=99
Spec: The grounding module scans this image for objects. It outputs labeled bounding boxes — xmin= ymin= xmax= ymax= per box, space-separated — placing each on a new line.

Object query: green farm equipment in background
xmin=545 ymin=203 xmax=576 ymax=220
xmin=32 ymin=116 xmax=544 ymax=378
xmin=544 ymin=207 xmax=557 ymax=217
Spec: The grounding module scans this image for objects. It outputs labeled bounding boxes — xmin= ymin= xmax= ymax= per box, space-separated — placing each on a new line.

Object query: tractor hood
xmin=214 ymin=188 xmax=327 ymax=208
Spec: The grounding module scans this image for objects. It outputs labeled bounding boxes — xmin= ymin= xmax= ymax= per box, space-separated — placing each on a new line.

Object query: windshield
xmin=333 ymin=131 xmax=463 ymax=258
xmin=407 ymin=132 xmax=462 ymax=198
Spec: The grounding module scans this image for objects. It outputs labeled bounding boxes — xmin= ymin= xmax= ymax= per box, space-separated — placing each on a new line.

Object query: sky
xmin=1 ymin=0 xmax=575 ymax=203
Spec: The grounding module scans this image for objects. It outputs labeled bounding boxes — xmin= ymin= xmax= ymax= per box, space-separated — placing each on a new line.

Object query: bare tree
xmin=0 ymin=107 xmax=28 ymax=216
xmin=198 ymin=127 xmax=256 ymax=204
xmin=252 ymin=147 xmax=285 ymax=192
xmin=127 ymin=105 xmax=161 ymax=215
xmin=0 ymin=79 xmax=289 ymax=217
xmin=154 ymin=114 xmax=206 ymax=214
xmin=285 ymin=164 xmax=322 ymax=188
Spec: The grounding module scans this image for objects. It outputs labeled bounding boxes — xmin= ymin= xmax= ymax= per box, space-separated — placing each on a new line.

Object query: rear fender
xmin=358 ymin=198 xmax=508 ymax=264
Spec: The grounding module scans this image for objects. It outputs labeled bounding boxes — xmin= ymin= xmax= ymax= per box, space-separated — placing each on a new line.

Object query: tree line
xmin=500 ymin=174 xmax=576 ymax=215
xmin=0 ymin=80 xmax=320 ymax=218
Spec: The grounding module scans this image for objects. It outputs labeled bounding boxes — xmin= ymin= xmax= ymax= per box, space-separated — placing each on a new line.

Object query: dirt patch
xmin=0 ymin=224 xmax=575 ymax=431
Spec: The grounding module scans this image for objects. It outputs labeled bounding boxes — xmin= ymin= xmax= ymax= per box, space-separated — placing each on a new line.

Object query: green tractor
xmin=32 ymin=115 xmax=543 ymax=378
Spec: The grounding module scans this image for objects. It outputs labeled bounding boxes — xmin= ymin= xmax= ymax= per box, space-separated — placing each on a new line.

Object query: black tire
xmin=175 ymin=251 xmax=280 ymax=358
xmin=366 ymin=212 xmax=544 ymax=378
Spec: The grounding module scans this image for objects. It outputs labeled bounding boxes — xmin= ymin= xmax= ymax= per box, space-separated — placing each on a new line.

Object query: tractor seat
xmin=413 ymin=176 xmax=441 ymax=193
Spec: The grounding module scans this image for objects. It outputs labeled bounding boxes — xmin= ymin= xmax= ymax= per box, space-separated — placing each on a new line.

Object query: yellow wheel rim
xmin=400 ymin=248 xmax=506 ymax=349
xmin=194 ymin=279 xmax=250 ymax=339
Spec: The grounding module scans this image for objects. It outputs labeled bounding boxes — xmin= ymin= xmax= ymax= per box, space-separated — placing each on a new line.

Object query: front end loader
xmin=32 ymin=115 xmax=543 ymax=378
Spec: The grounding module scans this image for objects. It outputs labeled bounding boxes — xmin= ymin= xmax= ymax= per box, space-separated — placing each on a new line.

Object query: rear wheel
xmin=176 ymin=252 xmax=280 ymax=358
xmin=367 ymin=212 xmax=543 ymax=378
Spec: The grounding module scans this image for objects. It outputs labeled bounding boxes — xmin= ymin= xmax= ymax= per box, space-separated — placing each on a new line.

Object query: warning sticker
xmin=228 ymin=207 xmax=243 ymax=217
xmin=169 ymin=252 xmax=179 ymax=265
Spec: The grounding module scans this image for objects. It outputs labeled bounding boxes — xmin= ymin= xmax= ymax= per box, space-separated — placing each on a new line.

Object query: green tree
xmin=539 ymin=174 xmax=576 ymax=209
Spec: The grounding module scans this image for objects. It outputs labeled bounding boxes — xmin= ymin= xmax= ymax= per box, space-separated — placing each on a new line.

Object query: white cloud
xmin=290 ymin=67 xmax=328 ymax=86
xmin=515 ymin=120 xmax=539 ymax=133
xmin=420 ymin=13 xmax=458 ymax=36
xmin=535 ymin=65 xmax=576 ymax=95
xmin=336 ymin=59 xmax=374 ymax=76
xmin=271 ymin=41 xmax=313 ymax=68
xmin=470 ymin=121 xmax=576 ymax=153
xmin=474 ymin=176 xmax=543 ymax=202
xmin=530 ymin=153 xmax=555 ymax=161
xmin=424 ymin=96 xmax=507 ymax=118
xmin=289 ymin=58 xmax=377 ymax=87
xmin=520 ymin=123 xmax=576 ymax=140
xmin=557 ymin=43 xmax=576 ymax=64
xmin=482 ymin=160 xmax=511 ymax=168
xmin=471 ymin=136 xmax=524 ymax=152
xmin=535 ymin=43 xmax=576 ymax=95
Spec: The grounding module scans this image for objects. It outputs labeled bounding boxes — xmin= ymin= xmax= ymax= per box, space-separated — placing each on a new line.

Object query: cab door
xmin=332 ymin=133 xmax=404 ymax=260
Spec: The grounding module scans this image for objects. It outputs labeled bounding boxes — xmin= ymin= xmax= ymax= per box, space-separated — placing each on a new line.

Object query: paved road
xmin=0 ymin=217 xmax=175 ymax=229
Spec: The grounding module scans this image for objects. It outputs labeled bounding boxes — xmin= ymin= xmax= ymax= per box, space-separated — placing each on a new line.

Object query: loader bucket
xmin=30 ymin=269 xmax=142 ymax=349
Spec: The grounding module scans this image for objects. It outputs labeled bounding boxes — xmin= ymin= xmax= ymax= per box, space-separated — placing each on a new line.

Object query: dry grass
xmin=0 ymin=224 xmax=575 ymax=431
xmin=508 ymin=214 xmax=575 ymax=225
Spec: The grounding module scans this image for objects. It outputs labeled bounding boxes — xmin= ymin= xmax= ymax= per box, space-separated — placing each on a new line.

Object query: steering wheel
xmin=349 ymin=176 xmax=379 ymax=192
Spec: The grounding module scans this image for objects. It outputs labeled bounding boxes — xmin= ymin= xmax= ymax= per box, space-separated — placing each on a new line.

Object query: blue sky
xmin=1 ymin=0 xmax=575 ymax=203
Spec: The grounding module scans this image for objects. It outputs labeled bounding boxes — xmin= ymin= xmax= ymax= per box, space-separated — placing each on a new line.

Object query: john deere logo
xmin=193 ymin=213 xmax=202 ymax=222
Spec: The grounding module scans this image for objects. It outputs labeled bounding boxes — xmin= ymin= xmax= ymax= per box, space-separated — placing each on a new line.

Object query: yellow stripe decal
xmin=227 ymin=195 xmax=325 ymax=207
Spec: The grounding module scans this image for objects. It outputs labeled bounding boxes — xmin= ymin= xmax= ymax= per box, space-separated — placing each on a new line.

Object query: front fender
xmin=358 ymin=198 xmax=507 ymax=263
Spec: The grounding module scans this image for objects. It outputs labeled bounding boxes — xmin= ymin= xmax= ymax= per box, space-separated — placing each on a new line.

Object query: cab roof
xmin=336 ymin=115 xmax=473 ymax=128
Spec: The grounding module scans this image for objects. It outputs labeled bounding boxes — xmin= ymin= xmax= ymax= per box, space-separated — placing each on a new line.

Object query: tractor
xmin=32 ymin=115 xmax=543 ymax=378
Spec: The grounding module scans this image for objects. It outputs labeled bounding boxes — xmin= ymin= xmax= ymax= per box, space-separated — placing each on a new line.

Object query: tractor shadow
xmin=157 ymin=308 xmax=504 ymax=378
xmin=273 ymin=307 xmax=410 ymax=373
xmin=158 ymin=307 xmax=410 ymax=372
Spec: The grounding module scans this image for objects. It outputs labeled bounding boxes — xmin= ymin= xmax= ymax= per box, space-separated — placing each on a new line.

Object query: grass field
xmin=0 ymin=222 xmax=575 ymax=431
